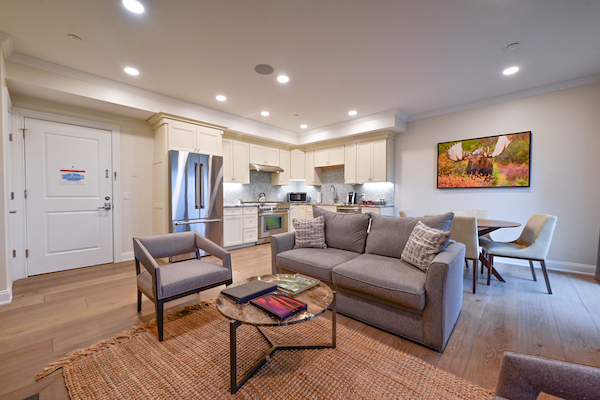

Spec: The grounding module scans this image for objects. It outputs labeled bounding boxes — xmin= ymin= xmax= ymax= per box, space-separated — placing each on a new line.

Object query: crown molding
xmin=298 ymin=108 xmax=406 ymax=138
xmin=7 ymin=52 xmax=299 ymax=141
xmin=408 ymin=73 xmax=600 ymax=122
xmin=0 ymin=32 xmax=14 ymax=59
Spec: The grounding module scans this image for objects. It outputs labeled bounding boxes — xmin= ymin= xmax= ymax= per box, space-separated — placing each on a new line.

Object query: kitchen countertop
xmin=224 ymin=203 xmax=394 ymax=208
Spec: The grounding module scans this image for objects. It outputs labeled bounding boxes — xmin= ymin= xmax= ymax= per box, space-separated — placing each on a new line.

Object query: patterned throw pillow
xmin=401 ymin=221 xmax=451 ymax=272
xmin=293 ymin=216 xmax=327 ymax=249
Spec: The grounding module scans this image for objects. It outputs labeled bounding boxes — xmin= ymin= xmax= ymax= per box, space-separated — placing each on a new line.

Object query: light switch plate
xmin=123 ymin=192 xmax=132 ymax=200
xmin=132 ymin=169 xmax=139 ymax=177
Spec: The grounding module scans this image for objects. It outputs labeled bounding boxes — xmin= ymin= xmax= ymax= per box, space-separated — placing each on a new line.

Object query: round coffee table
xmin=216 ymin=274 xmax=336 ymax=394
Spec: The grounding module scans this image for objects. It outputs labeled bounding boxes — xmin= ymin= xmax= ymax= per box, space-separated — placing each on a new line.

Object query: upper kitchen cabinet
xmin=305 ymin=150 xmax=322 ymax=186
xmin=314 ymin=146 xmax=344 ymax=167
xmin=222 ymin=139 xmax=250 ymax=184
xmin=356 ymin=137 xmax=394 ymax=184
xmin=149 ymin=113 xmax=224 ymax=157
xmin=344 ymin=143 xmax=357 ymax=184
xmin=272 ymin=149 xmax=291 ymax=186
xmin=290 ymin=149 xmax=305 ymax=180
xmin=249 ymin=144 xmax=279 ymax=166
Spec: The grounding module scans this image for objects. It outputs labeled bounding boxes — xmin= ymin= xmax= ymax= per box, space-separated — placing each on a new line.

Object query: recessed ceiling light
xmin=67 ymin=34 xmax=82 ymax=41
xmin=124 ymin=67 xmax=139 ymax=76
xmin=300 ymin=124 xmax=307 ymax=129
xmin=277 ymin=75 xmax=290 ymax=83
xmin=123 ymin=0 xmax=145 ymax=13
xmin=255 ymin=64 xmax=274 ymax=75
xmin=503 ymin=66 xmax=519 ymax=75
xmin=216 ymin=95 xmax=227 ymax=101
xmin=348 ymin=110 xmax=357 ymax=116
xmin=261 ymin=111 xmax=270 ymax=116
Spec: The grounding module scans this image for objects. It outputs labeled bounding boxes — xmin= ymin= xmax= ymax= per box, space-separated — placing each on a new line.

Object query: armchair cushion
xmin=138 ymin=260 xmax=231 ymax=300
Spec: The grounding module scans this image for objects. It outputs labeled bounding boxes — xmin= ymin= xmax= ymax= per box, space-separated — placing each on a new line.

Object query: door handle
xmin=98 ymin=202 xmax=112 ymax=210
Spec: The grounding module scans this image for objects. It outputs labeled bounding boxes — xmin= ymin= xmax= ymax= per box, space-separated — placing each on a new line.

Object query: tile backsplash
xmin=223 ymin=167 xmax=394 ymax=205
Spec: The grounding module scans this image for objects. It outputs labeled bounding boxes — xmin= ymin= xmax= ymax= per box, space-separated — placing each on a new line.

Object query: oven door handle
xmin=260 ymin=212 xmax=289 ymax=216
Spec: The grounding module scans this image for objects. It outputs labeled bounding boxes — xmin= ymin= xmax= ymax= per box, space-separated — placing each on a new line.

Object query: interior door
xmin=25 ymin=118 xmax=113 ymax=275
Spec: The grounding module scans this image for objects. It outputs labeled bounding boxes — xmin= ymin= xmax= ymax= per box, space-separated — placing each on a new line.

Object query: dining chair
xmin=399 ymin=210 xmax=415 ymax=217
xmin=133 ymin=231 xmax=233 ymax=341
xmin=449 ymin=216 xmax=479 ymax=293
xmin=452 ymin=209 xmax=490 ymax=272
xmin=480 ymin=214 xmax=558 ymax=294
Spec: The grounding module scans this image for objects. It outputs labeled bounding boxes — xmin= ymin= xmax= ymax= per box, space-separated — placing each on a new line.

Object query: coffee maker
xmin=347 ymin=192 xmax=356 ymax=204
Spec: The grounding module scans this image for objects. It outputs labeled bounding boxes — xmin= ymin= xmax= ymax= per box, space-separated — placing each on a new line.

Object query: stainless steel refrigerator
xmin=169 ymin=150 xmax=223 ymax=261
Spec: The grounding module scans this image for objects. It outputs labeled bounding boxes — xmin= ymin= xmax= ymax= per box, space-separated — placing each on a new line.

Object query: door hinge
xmin=10 ymin=192 xmax=14 ymax=200
xmin=24 ymin=189 xmax=28 ymax=199
xmin=25 ymin=249 xmax=29 ymax=258
xmin=12 ymin=250 xmax=16 ymax=258
xmin=114 ymin=171 xmax=117 ymax=180
xmin=9 ymin=133 xmax=12 ymax=141
xmin=20 ymin=128 xmax=27 ymax=138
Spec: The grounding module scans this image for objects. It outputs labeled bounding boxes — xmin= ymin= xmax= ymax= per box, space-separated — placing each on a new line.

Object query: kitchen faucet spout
xmin=330 ymin=185 xmax=339 ymax=204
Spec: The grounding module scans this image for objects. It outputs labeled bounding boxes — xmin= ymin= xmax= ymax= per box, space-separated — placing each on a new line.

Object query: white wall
xmin=395 ymin=82 xmax=600 ymax=273
xmin=10 ymin=96 xmax=154 ymax=260
xmin=0 ymin=43 xmax=8 ymax=299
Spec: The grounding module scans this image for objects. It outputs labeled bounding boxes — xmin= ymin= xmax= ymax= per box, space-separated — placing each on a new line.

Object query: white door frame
xmin=12 ymin=108 xmax=122 ymax=279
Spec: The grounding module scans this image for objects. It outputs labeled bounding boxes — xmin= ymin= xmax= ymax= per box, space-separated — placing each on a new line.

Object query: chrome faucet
xmin=330 ymin=185 xmax=339 ymax=204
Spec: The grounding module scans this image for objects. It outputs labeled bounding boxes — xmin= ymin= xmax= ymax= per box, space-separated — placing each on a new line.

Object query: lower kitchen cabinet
xmin=243 ymin=207 xmax=258 ymax=244
xmin=224 ymin=207 xmax=258 ymax=248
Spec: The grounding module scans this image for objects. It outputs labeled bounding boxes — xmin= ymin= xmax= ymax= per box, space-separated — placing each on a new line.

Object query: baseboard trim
xmin=0 ymin=288 xmax=13 ymax=305
xmin=495 ymin=257 xmax=596 ymax=276
xmin=121 ymin=251 xmax=134 ymax=262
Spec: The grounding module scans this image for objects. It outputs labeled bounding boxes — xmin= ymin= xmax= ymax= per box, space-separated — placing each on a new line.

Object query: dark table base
xmin=228 ymin=292 xmax=337 ymax=394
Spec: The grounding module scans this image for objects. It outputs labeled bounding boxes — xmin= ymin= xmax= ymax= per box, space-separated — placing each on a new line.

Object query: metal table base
xmin=228 ymin=292 xmax=336 ymax=394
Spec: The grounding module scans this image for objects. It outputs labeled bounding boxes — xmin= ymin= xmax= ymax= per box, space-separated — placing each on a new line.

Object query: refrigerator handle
xmin=195 ymin=163 xmax=205 ymax=209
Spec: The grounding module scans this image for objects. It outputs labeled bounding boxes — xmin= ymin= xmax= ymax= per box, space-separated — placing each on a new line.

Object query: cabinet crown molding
xmin=148 ymin=112 xmax=227 ymax=131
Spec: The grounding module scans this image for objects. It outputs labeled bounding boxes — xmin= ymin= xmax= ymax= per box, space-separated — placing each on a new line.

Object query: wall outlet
xmin=123 ymin=192 xmax=132 ymax=200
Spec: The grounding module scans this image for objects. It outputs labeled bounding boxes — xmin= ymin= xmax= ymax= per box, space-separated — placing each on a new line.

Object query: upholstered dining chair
xmin=451 ymin=209 xmax=489 ymax=219
xmin=480 ymin=214 xmax=558 ymax=294
xmin=133 ymin=231 xmax=232 ymax=341
xmin=449 ymin=216 xmax=479 ymax=293
xmin=399 ymin=210 xmax=415 ymax=217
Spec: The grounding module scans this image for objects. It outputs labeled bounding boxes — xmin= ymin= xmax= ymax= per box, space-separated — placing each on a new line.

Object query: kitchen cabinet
xmin=344 ymin=143 xmax=357 ymax=184
xmin=318 ymin=205 xmax=337 ymax=212
xmin=222 ymin=139 xmax=250 ymax=184
xmin=224 ymin=208 xmax=244 ymax=247
xmin=361 ymin=207 xmax=395 ymax=217
xmin=272 ymin=149 xmax=291 ymax=186
xmin=306 ymin=206 xmax=314 ymax=220
xmin=249 ymin=144 xmax=279 ymax=166
xmin=290 ymin=149 xmax=305 ymax=180
xmin=315 ymin=146 xmax=344 ymax=167
xmin=149 ymin=112 xmax=225 ymax=235
xmin=304 ymin=150 xmax=322 ymax=186
xmin=298 ymin=205 xmax=307 ymax=220
xmin=243 ymin=207 xmax=258 ymax=244
xmin=357 ymin=138 xmax=394 ymax=184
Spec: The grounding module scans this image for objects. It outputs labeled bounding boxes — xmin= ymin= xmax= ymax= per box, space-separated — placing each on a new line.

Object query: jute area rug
xmin=38 ymin=301 xmax=493 ymax=399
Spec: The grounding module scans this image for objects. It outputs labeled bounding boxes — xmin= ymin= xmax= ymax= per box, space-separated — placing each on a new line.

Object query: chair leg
xmin=480 ymin=250 xmax=485 ymax=274
xmin=540 ymin=260 xmax=552 ymax=295
xmin=487 ymin=255 xmax=493 ymax=285
xmin=528 ymin=260 xmax=537 ymax=281
xmin=156 ymin=300 xmax=164 ymax=341
xmin=465 ymin=258 xmax=469 ymax=269
xmin=472 ymin=258 xmax=477 ymax=294
xmin=137 ymin=290 xmax=142 ymax=312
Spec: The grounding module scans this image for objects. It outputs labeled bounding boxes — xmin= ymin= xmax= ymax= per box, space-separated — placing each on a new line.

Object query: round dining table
xmin=476 ymin=219 xmax=521 ymax=283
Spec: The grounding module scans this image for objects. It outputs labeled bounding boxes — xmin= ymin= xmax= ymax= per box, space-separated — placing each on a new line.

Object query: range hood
xmin=249 ymin=163 xmax=284 ymax=173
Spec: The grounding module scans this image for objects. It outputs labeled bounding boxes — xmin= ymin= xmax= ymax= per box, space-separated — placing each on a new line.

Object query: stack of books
xmin=273 ymin=274 xmax=320 ymax=296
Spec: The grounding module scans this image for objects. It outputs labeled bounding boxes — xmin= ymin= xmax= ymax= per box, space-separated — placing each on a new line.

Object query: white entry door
xmin=25 ymin=118 xmax=113 ymax=276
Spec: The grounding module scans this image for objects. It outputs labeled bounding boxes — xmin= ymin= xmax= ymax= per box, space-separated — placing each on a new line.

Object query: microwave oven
xmin=288 ymin=192 xmax=308 ymax=203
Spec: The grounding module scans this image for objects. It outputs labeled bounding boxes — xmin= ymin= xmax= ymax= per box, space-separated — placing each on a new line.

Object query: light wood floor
xmin=1 ymin=244 xmax=600 ymax=399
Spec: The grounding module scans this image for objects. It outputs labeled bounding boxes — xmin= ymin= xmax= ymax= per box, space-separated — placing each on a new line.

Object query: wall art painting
xmin=437 ymin=131 xmax=531 ymax=188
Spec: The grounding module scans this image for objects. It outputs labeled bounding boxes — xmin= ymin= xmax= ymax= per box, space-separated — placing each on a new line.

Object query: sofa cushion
xmin=401 ymin=221 xmax=452 ymax=272
xmin=365 ymin=212 xmax=454 ymax=258
xmin=276 ymin=248 xmax=361 ymax=283
xmin=292 ymin=216 xmax=327 ymax=249
xmin=332 ymin=254 xmax=427 ymax=312
xmin=313 ymin=206 xmax=370 ymax=253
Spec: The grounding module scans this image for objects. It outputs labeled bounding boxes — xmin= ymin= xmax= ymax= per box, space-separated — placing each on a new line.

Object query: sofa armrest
xmin=494 ymin=352 xmax=600 ymax=400
xmin=422 ymin=242 xmax=466 ymax=350
xmin=270 ymin=232 xmax=296 ymax=274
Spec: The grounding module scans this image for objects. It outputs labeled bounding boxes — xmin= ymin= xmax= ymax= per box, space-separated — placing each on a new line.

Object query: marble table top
xmin=216 ymin=274 xmax=334 ymax=327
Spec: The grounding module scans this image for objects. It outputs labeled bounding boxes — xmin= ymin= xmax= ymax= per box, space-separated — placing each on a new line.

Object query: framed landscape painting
xmin=437 ymin=131 xmax=531 ymax=188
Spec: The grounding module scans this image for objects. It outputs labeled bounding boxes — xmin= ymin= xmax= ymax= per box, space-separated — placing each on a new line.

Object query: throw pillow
xmin=401 ymin=221 xmax=451 ymax=273
xmin=293 ymin=216 xmax=327 ymax=249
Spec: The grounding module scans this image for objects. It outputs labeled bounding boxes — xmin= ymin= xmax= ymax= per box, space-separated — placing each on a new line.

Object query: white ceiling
xmin=1 ymin=0 xmax=599 ymax=132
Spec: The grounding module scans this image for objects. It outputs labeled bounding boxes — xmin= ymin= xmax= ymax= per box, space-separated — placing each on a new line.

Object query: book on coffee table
xmin=274 ymin=274 xmax=320 ymax=296
xmin=221 ymin=280 xmax=278 ymax=303
xmin=250 ymin=294 xmax=307 ymax=320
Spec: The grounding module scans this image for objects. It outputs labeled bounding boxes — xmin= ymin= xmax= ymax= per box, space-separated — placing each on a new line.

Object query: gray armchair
xmin=133 ymin=231 xmax=232 ymax=341
xmin=494 ymin=352 xmax=600 ymax=400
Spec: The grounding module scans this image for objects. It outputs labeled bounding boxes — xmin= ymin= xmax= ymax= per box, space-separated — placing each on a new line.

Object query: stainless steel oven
xmin=258 ymin=202 xmax=289 ymax=244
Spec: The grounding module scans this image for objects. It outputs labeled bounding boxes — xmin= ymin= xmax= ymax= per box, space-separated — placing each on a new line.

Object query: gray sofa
xmin=271 ymin=207 xmax=466 ymax=351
